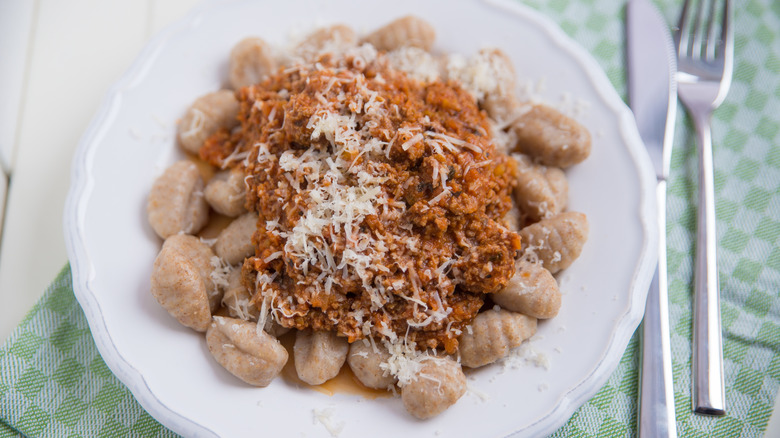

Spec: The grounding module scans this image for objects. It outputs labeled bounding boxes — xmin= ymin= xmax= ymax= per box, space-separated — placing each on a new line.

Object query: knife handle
xmin=638 ymin=182 xmax=678 ymax=438
xmin=692 ymin=113 xmax=726 ymax=415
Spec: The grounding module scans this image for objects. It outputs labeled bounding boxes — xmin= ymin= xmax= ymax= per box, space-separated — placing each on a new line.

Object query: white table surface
xmin=0 ymin=0 xmax=777 ymax=435
xmin=0 ymin=0 xmax=201 ymax=339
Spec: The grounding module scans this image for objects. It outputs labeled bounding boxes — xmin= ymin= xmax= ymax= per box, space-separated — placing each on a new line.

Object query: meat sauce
xmin=200 ymin=52 xmax=520 ymax=353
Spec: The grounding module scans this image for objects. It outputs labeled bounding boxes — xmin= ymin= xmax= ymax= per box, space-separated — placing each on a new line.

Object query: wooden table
xmin=0 ymin=0 xmax=199 ymax=339
xmin=0 ymin=0 xmax=777 ymax=435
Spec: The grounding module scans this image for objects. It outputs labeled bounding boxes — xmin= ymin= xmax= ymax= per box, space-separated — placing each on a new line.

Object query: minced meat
xmin=200 ymin=49 xmax=520 ymax=353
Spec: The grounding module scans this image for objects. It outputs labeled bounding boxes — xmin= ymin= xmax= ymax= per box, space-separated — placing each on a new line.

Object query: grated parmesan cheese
xmin=445 ymin=50 xmax=515 ymax=102
xmin=386 ymin=47 xmax=441 ymax=83
xmin=312 ymin=407 xmax=344 ymax=437
xmin=209 ymin=256 xmax=231 ymax=291
xmin=180 ymin=108 xmax=206 ymax=139
xmin=466 ymin=382 xmax=490 ymax=402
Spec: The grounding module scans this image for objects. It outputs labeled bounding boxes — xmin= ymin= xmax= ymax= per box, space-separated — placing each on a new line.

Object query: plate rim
xmin=63 ymin=0 xmax=221 ymax=435
xmin=482 ymin=1 xmax=657 ymax=436
xmin=63 ymin=1 xmax=658 ymax=436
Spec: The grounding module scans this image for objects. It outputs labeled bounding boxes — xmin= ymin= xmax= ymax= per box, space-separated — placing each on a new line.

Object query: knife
xmin=627 ymin=0 xmax=678 ymax=437
xmin=0 ymin=173 xmax=6 ymax=241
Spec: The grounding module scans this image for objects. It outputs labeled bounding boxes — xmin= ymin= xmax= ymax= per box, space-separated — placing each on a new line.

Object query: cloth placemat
xmin=0 ymin=266 xmax=174 ymax=438
xmin=2 ymin=0 xmax=779 ymax=436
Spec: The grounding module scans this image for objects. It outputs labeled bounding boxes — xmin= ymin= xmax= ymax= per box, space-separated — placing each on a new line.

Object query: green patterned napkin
xmin=2 ymin=0 xmax=779 ymax=436
xmin=0 ymin=267 xmax=174 ymax=438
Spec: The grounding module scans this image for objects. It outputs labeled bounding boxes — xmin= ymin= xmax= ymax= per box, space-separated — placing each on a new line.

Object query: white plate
xmin=64 ymin=0 xmax=657 ymax=436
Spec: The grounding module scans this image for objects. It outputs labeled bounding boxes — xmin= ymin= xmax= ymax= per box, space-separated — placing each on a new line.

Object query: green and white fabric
xmin=0 ymin=267 xmax=174 ymax=437
xmin=2 ymin=0 xmax=779 ymax=436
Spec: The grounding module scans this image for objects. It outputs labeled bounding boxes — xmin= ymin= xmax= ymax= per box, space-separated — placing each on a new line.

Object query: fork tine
xmin=719 ymin=0 xmax=733 ymax=60
xmin=704 ymin=0 xmax=718 ymax=60
xmin=676 ymin=0 xmax=693 ymax=56
xmin=691 ymin=0 xmax=706 ymax=59
xmin=719 ymin=0 xmax=734 ymax=90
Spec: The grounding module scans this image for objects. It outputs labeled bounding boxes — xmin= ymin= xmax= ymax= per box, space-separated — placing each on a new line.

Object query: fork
xmin=675 ymin=0 xmax=733 ymax=416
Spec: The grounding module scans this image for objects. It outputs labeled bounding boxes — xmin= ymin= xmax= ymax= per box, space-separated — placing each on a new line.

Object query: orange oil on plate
xmin=278 ymin=332 xmax=392 ymax=399
xmin=189 ymin=152 xmax=217 ymax=182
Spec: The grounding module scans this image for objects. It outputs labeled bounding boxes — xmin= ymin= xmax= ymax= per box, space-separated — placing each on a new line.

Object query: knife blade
xmin=626 ymin=0 xmax=678 ymax=437
xmin=0 ymin=173 xmax=6 ymax=241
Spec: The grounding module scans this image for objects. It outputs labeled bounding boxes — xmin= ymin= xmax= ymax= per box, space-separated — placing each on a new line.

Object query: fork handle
xmin=692 ymin=112 xmax=726 ymax=416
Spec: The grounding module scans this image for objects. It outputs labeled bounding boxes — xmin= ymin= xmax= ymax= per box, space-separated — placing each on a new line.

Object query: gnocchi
xmin=512 ymin=104 xmax=592 ymax=168
xmin=228 ymin=37 xmax=276 ymax=90
xmin=147 ymin=160 xmax=209 ymax=239
xmin=215 ymin=212 xmax=257 ymax=266
xmin=513 ymin=154 xmax=569 ymax=221
xmin=150 ymin=234 xmax=220 ymax=331
xmin=362 ymin=15 xmax=435 ymax=51
xmin=206 ymin=316 xmax=288 ymax=386
xmin=519 ymin=211 xmax=589 ymax=274
xmin=346 ymin=341 xmax=395 ymax=390
xmin=222 ymin=267 xmax=289 ymax=337
xmin=293 ymin=330 xmax=350 ymax=385
xmin=204 ymin=168 xmax=248 ymax=217
xmin=458 ymin=309 xmax=537 ymax=368
xmin=177 ymin=90 xmax=239 ymax=154
xmin=401 ymin=357 xmax=467 ymax=419
xmin=475 ymin=49 xmax=519 ymax=122
xmin=492 ymin=260 xmax=562 ymax=319
xmin=295 ymin=24 xmax=356 ymax=61
xmin=222 ymin=268 xmax=259 ymax=321
xmin=446 ymin=48 xmax=519 ymax=123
